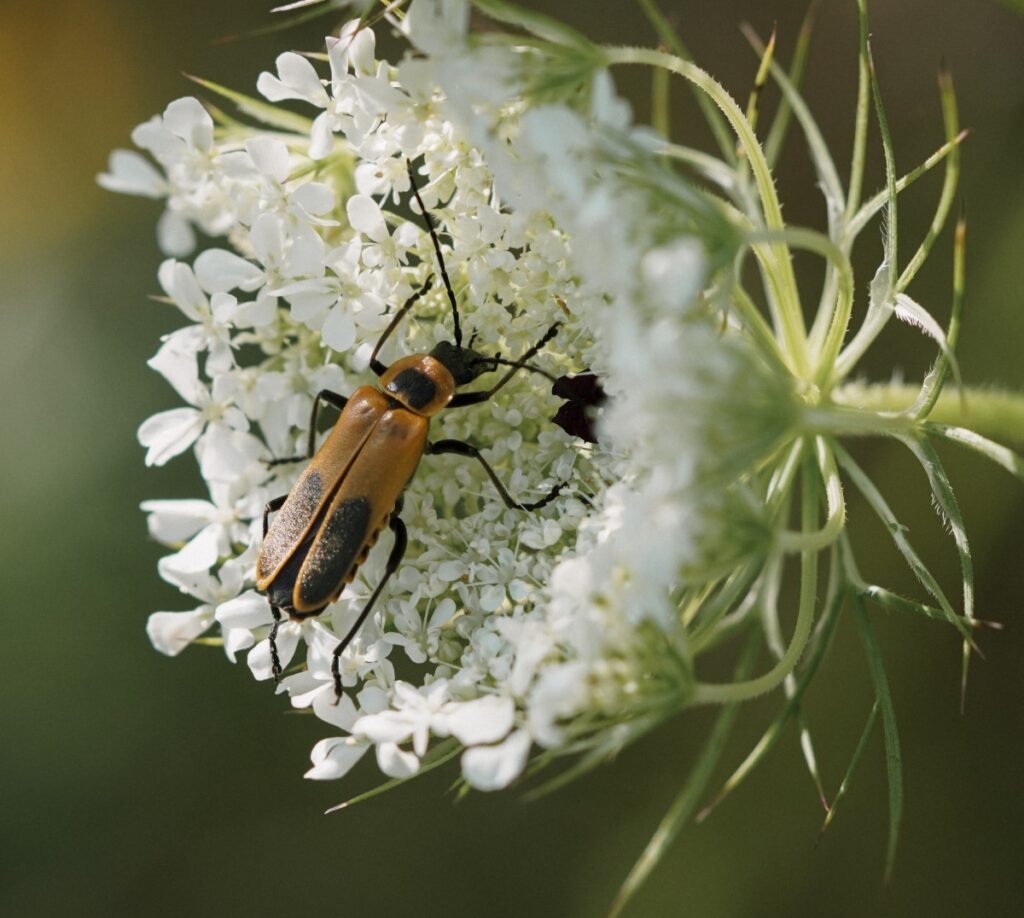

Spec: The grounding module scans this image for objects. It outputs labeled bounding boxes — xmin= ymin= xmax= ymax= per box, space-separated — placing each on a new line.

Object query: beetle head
xmin=429 ymin=340 xmax=494 ymax=387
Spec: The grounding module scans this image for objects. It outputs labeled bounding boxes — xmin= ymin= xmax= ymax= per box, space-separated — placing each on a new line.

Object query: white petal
xmin=461 ymin=729 xmax=531 ymax=791
xmin=215 ymin=590 xmax=272 ymax=630
xmin=140 ymin=498 xmax=214 ymax=544
xmin=234 ymin=294 xmax=278 ymax=328
xmin=480 ymin=584 xmax=506 ymax=612
xmin=305 ymin=737 xmax=369 ymax=781
xmin=246 ymin=136 xmax=292 ymax=184
xmin=308 ymin=111 xmax=335 ymax=160
xmin=249 ymin=213 xmax=284 ymax=267
xmin=247 ymin=628 xmax=298 ymax=682
xmin=404 ymin=0 xmax=470 ymax=55
xmin=160 ymin=523 xmax=221 ymax=575
xmin=147 ymin=341 xmax=205 ymax=405
xmin=222 ymin=628 xmax=254 ymax=663
xmin=312 ymin=689 xmax=360 ymax=730
xmin=285 ymin=224 xmax=326 ymax=277
xmin=320 ymin=307 xmax=356 ymax=352
xmin=357 ymin=684 xmax=388 ymax=714
xmin=163 ymin=97 xmax=214 ymax=150
xmin=156 ymin=209 xmax=195 ymax=257
xmin=97 ymin=150 xmax=165 ymax=197
xmin=348 ymin=21 xmax=377 ymax=76
xmin=376 ymin=742 xmax=419 ymax=779
xmin=195 ymin=427 xmax=264 ymax=484
xmin=277 ymin=52 xmax=328 ymax=104
xmin=346 ymin=194 xmax=387 ymax=242
xmin=291 ymin=182 xmax=335 ymax=215
xmin=280 ymin=671 xmax=324 ymax=707
xmin=443 ymin=695 xmax=515 ymax=746
xmin=158 ymin=260 xmax=206 ymax=321
xmin=352 ymin=710 xmax=414 ymax=746
xmin=138 ymin=408 xmax=204 ymax=466
xmin=146 ymin=608 xmax=212 ymax=656
xmin=194 ymin=248 xmax=264 ymax=294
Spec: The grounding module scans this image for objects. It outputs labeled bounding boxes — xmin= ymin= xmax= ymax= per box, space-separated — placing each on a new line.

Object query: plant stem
xmin=832 ymin=383 xmax=1024 ymax=446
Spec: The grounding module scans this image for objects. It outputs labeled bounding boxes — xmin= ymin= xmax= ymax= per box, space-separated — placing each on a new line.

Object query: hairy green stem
xmin=832 ymin=383 xmax=1024 ymax=447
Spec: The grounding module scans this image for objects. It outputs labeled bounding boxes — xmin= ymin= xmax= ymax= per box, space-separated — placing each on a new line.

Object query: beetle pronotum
xmin=257 ymin=161 xmax=565 ymax=697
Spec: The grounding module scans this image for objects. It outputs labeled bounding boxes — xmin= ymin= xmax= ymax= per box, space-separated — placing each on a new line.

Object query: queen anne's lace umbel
xmin=106 ymin=2 xmax=1024 ymax=910
xmin=103 ymin=7 xmax=790 ymax=790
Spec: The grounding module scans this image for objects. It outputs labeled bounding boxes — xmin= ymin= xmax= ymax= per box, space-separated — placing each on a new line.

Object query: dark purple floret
xmin=551 ymin=372 xmax=606 ymax=444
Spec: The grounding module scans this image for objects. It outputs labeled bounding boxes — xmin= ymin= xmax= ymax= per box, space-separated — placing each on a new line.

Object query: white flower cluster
xmin=104 ymin=4 xmax=789 ymax=793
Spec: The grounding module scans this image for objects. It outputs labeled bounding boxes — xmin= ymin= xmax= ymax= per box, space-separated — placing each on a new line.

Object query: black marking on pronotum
xmin=387 ymin=367 xmax=437 ymax=411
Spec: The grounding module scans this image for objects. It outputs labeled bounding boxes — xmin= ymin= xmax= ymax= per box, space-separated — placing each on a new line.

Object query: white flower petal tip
xmin=376 ymin=742 xmax=420 ymax=779
xmin=461 ymin=730 xmax=532 ymax=792
xmin=443 ymin=696 xmax=515 ymax=746
xmin=146 ymin=609 xmax=212 ymax=656
xmin=306 ymin=737 xmax=370 ymax=781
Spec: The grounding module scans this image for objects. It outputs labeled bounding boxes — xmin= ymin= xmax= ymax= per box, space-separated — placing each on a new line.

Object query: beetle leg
xmin=427 ymin=439 xmax=566 ymax=511
xmin=448 ymin=322 xmax=561 ymax=408
xmin=330 ymin=509 xmax=409 ymax=700
xmin=369 ymin=278 xmax=435 ymax=376
xmin=268 ymin=604 xmax=283 ymax=683
xmin=265 ymin=389 xmax=349 ymax=466
xmin=262 ymin=494 xmax=287 ymax=539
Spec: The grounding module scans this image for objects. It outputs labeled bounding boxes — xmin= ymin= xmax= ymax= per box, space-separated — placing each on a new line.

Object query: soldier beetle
xmin=257 ymin=161 xmax=564 ymax=697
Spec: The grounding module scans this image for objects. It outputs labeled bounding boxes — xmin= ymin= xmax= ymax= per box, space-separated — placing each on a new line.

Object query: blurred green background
xmin=1 ymin=1 xmax=1022 ymax=915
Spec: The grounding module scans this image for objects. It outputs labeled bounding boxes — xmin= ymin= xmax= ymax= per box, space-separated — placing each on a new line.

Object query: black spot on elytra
xmin=298 ymin=497 xmax=373 ymax=608
xmin=387 ymin=367 xmax=436 ymax=410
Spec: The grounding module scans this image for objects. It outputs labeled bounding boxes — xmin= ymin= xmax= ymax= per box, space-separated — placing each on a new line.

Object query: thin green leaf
xmin=764 ymin=1 xmax=820 ymax=168
xmin=741 ymin=23 xmax=844 ymax=231
xmin=832 ymin=443 xmax=969 ymax=642
xmin=698 ymin=557 xmax=844 ymax=821
xmin=835 ymin=3 xmax=901 ymax=378
xmin=473 ymin=0 xmax=591 ymax=48
xmin=609 ymin=627 xmax=762 ymax=918
xmin=635 ymin=0 xmax=736 ymax=164
xmin=894 ymin=433 xmax=975 ymax=707
xmin=820 ymin=701 xmax=878 ymax=836
xmin=526 ymin=718 xmax=658 ymax=800
xmin=845 ymin=130 xmax=968 ymax=242
xmin=655 ymin=143 xmax=738 ymax=195
xmin=324 ymin=738 xmax=460 ymax=813
xmin=217 ymin=0 xmax=376 ymax=43
xmin=860 ymin=583 xmax=970 ymax=627
xmin=896 ymin=67 xmax=961 ymax=293
xmin=913 ymin=215 xmax=966 ymax=419
xmin=854 ymin=598 xmax=903 ymax=882
xmin=843 ymin=0 xmax=870 ymax=220
xmin=925 ymin=423 xmax=1024 ymax=479
xmin=186 ymin=76 xmax=314 ymax=134
xmin=743 ymin=25 xmax=776 ymax=138
xmin=891 ymin=292 xmax=964 ymax=400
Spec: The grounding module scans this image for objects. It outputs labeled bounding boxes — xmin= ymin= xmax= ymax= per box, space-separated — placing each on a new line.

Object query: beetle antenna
xmin=406 ymin=159 xmax=463 ymax=347
xmin=485 ymin=356 xmax=558 ymax=384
